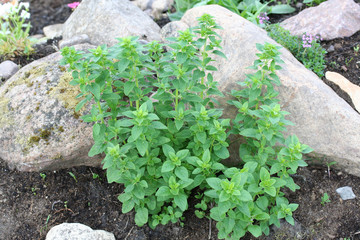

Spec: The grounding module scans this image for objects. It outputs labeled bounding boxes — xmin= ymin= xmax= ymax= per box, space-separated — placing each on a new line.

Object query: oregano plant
xmin=60 ymin=14 xmax=312 ymax=239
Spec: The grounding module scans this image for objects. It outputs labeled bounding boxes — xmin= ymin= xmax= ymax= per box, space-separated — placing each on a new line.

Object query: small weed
xmin=31 ymin=187 xmax=37 ymax=195
xmin=326 ymin=161 xmax=337 ymax=178
xmin=40 ymin=173 xmax=46 ymax=181
xmin=321 ymin=193 xmax=331 ymax=206
xmin=345 ymin=57 xmax=354 ymax=66
xmin=354 ymin=44 xmax=359 ymax=55
xmin=39 ymin=214 xmax=51 ymax=235
xmin=68 ymin=172 xmax=77 ymax=182
xmin=64 ymin=201 xmax=68 ymax=209
xmin=329 ymin=61 xmax=339 ymax=69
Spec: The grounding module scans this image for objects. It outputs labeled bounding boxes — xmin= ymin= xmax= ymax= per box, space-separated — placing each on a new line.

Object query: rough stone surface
xmin=0 ymin=60 xmax=19 ymax=81
xmin=161 ymin=21 xmax=189 ymax=40
xmin=326 ymin=71 xmax=360 ymax=112
xmin=0 ymin=44 xmax=104 ymax=172
xmin=132 ymin=0 xmax=174 ymax=20
xmin=46 ymin=223 xmax=115 ymax=240
xmin=336 ymin=186 xmax=356 ymax=200
xmin=172 ymin=5 xmax=360 ymax=176
xmin=280 ymin=0 xmax=360 ymax=40
xmin=62 ymin=0 xmax=162 ymax=46
xmin=43 ymin=24 xmax=63 ymax=39
xmin=59 ymin=34 xmax=90 ymax=49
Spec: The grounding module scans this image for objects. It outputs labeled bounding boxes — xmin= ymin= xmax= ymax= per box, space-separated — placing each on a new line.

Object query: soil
xmin=1 ymin=0 xmax=360 ymax=240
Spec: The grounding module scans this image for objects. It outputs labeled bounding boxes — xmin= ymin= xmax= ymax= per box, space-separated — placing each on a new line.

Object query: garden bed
xmin=1 ymin=0 xmax=360 ymax=239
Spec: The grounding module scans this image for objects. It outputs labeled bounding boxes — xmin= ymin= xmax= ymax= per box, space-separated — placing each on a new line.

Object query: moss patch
xmin=0 ymin=96 xmax=14 ymax=128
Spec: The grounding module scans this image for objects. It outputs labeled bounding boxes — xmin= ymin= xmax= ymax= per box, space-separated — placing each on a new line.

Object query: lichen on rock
xmin=48 ymin=71 xmax=83 ymax=110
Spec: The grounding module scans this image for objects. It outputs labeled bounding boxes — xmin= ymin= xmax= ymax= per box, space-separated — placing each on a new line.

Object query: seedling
xmin=64 ymin=201 xmax=68 ymax=210
xmin=354 ymin=44 xmax=359 ymax=55
xmin=40 ymin=173 xmax=46 ymax=181
xmin=31 ymin=187 xmax=37 ymax=195
xmin=320 ymin=193 xmax=331 ymax=206
xmin=345 ymin=57 xmax=353 ymax=67
xmin=326 ymin=161 xmax=337 ymax=178
xmin=68 ymin=172 xmax=77 ymax=182
xmin=39 ymin=214 xmax=51 ymax=235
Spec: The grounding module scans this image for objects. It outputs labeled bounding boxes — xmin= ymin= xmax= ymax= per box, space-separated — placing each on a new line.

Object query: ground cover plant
xmin=0 ymin=0 xmax=35 ymax=60
xmin=265 ymin=23 xmax=327 ymax=77
xmin=168 ymin=0 xmax=295 ymax=21
xmin=61 ymin=14 xmax=312 ymax=239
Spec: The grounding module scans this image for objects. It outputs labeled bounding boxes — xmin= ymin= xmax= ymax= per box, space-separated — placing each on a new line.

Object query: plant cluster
xmin=168 ymin=0 xmax=295 ymax=23
xmin=265 ymin=23 xmax=327 ymax=77
xmin=303 ymin=0 xmax=327 ymax=7
xmin=61 ymin=14 xmax=311 ymax=239
xmin=0 ymin=1 xmax=34 ymax=59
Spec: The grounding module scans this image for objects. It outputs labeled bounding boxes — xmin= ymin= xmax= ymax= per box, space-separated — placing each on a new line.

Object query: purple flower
xmin=67 ymin=2 xmax=80 ymax=9
xmin=258 ymin=12 xmax=269 ymax=25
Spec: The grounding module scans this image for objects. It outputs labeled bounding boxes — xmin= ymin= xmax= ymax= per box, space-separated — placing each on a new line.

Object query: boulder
xmin=325 ymin=71 xmax=360 ymax=113
xmin=62 ymin=0 xmax=162 ymax=46
xmin=46 ymin=223 xmax=115 ymax=240
xmin=280 ymin=0 xmax=360 ymax=40
xmin=0 ymin=44 xmax=103 ymax=171
xmin=170 ymin=5 xmax=360 ymax=176
xmin=132 ymin=0 xmax=174 ymax=20
xmin=0 ymin=60 xmax=19 ymax=81
xmin=43 ymin=24 xmax=63 ymax=39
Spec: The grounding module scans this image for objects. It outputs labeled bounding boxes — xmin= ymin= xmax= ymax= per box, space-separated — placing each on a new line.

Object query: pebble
xmin=334 ymin=43 xmax=342 ymax=50
xmin=341 ymin=65 xmax=348 ymax=72
xmin=336 ymin=186 xmax=356 ymax=200
xmin=327 ymin=45 xmax=335 ymax=52
xmin=0 ymin=60 xmax=19 ymax=81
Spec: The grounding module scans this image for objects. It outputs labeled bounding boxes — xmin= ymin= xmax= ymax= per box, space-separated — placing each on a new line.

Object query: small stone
xmin=295 ymin=2 xmax=303 ymax=9
xmin=59 ymin=34 xmax=91 ymax=49
xmin=0 ymin=60 xmax=19 ymax=81
xmin=341 ymin=65 xmax=348 ymax=72
xmin=46 ymin=223 xmax=115 ymax=240
xmin=43 ymin=24 xmax=63 ymax=39
xmin=327 ymin=45 xmax=335 ymax=52
xmin=336 ymin=186 xmax=356 ymax=200
xmin=334 ymin=43 xmax=342 ymax=50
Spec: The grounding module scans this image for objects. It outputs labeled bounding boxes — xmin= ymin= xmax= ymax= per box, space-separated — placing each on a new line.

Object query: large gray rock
xmin=0 ymin=44 xmax=103 ymax=171
xmin=132 ymin=0 xmax=174 ymax=20
xmin=62 ymin=0 xmax=162 ymax=46
xmin=171 ymin=5 xmax=360 ymax=176
xmin=280 ymin=0 xmax=360 ymax=40
xmin=46 ymin=223 xmax=115 ymax=240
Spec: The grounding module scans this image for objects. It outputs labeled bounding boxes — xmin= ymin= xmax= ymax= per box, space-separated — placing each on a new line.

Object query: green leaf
xmin=151 ymin=121 xmax=167 ymax=129
xmin=131 ymin=126 xmax=143 ymax=140
xmin=174 ymin=194 xmax=188 ymax=211
xmin=285 ymin=215 xmax=295 ymax=225
xmin=202 ymin=149 xmax=211 ymax=162
xmin=121 ymin=200 xmax=135 ymax=213
xmin=124 ymin=81 xmax=135 ymax=96
xmin=256 ymin=196 xmax=268 ymax=210
xmin=88 ymin=142 xmax=104 ymax=157
xmin=162 ymin=144 xmax=175 ymax=158
xmin=212 ymin=50 xmax=227 ymax=59
xmin=136 ymin=139 xmax=148 ymax=156
xmin=214 ymin=146 xmax=229 ymax=159
xmin=176 ymin=149 xmax=189 ymax=160
xmin=265 ymin=186 xmax=276 ymax=197
xmin=260 ymin=167 xmax=270 ymax=181
xmin=161 ymin=160 xmax=175 ymax=172
xmin=196 ymin=132 xmax=206 ymax=144
xmin=239 ymin=190 xmax=252 ymax=202
xmin=135 ymin=207 xmax=148 ymax=227
xmin=206 ymin=178 xmax=222 ymax=190
xmin=270 ymin=4 xmax=296 ymax=14
xmin=156 ymin=186 xmax=171 ymax=197
xmin=248 ymin=224 xmax=262 ymax=238
xmin=240 ymin=128 xmax=258 ymax=138
xmin=75 ymin=98 xmax=88 ymax=112
xmin=88 ymin=83 xmax=101 ymax=100
xmin=175 ymin=166 xmax=189 ymax=180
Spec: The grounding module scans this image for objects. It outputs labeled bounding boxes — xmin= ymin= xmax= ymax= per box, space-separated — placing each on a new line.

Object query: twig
xmin=54 ymin=208 xmax=75 ymax=214
xmin=208 ymin=217 xmax=212 ymax=239
xmin=124 ymin=226 xmax=134 ymax=240
xmin=51 ymin=200 xmax=63 ymax=210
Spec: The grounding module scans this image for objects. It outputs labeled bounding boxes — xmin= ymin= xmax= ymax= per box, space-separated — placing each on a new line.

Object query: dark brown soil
xmin=1 ymin=1 xmax=360 ymax=240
